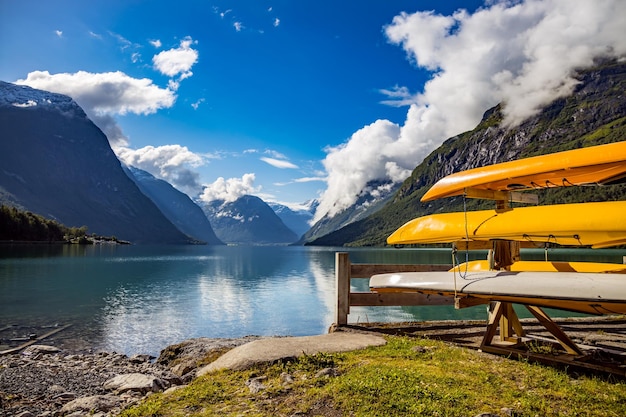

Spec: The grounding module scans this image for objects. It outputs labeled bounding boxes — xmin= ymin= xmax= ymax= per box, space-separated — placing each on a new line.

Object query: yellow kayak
xmin=450 ymin=260 xmax=626 ymax=274
xmin=421 ymin=141 xmax=626 ymax=202
xmin=387 ymin=201 xmax=626 ymax=248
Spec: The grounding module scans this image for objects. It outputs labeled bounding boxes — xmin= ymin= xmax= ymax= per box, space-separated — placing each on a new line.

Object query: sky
xmin=1 ymin=0 xmax=625 ymax=222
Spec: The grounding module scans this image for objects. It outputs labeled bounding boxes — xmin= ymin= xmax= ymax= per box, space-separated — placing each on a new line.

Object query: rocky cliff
xmin=0 ymin=81 xmax=193 ymax=244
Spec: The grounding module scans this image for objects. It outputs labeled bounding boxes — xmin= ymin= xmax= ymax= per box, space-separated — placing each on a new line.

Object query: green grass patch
xmin=120 ymin=336 xmax=626 ymax=417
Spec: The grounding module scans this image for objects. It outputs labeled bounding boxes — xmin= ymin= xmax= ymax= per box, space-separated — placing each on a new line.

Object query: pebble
xmin=0 ymin=338 xmax=256 ymax=417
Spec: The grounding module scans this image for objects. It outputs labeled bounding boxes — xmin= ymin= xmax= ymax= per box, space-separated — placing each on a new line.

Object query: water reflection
xmin=1 ymin=245 xmax=625 ymax=357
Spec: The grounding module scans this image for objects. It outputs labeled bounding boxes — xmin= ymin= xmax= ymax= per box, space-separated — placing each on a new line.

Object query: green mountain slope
xmin=308 ymin=60 xmax=626 ymax=247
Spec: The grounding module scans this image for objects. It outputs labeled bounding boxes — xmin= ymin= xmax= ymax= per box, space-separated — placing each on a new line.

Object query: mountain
xmin=124 ymin=166 xmax=223 ymax=245
xmin=267 ymin=200 xmax=316 ymax=238
xmin=300 ymin=179 xmax=399 ymax=244
xmin=307 ymin=60 xmax=626 ymax=246
xmin=200 ymin=195 xmax=299 ymax=245
xmin=0 ymin=81 xmax=193 ymax=244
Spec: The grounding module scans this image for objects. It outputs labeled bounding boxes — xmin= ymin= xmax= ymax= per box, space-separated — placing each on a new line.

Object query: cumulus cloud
xmin=15 ymin=70 xmax=177 ymax=146
xmin=149 ymin=39 xmax=162 ymax=48
xmin=152 ymin=37 xmax=198 ymax=81
xmin=314 ymin=0 xmax=626 ymax=222
xmin=199 ymin=173 xmax=260 ymax=203
xmin=116 ymin=144 xmax=205 ymax=195
xmin=55 ymin=30 xmax=63 ymax=37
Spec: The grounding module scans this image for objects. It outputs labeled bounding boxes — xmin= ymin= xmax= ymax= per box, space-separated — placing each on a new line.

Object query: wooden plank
xmin=454 ymin=296 xmax=489 ymax=309
xmin=453 ymin=240 xmax=493 ymax=251
xmin=350 ymin=292 xmax=454 ymax=307
xmin=479 ymin=345 xmax=626 ymax=377
xmin=351 ymin=263 xmax=451 ymax=278
xmin=481 ymin=301 xmax=505 ymax=349
xmin=0 ymin=324 xmax=72 ymax=355
xmin=335 ymin=252 xmax=351 ymax=326
xmin=464 ymin=188 xmax=539 ymax=204
xmin=524 ymin=305 xmax=583 ymax=355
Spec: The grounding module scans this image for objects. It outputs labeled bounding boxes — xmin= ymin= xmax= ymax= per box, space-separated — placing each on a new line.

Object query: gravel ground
xmin=0 ymin=337 xmax=261 ymax=417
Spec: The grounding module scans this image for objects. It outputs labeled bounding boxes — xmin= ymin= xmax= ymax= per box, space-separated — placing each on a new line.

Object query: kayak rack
xmin=334 ymin=252 xmax=626 ymax=377
xmin=334 ymin=252 xmax=452 ymax=327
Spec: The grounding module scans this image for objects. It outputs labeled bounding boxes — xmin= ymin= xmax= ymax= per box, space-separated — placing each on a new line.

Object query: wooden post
xmin=335 ymin=252 xmax=351 ymax=326
xmin=524 ymin=305 xmax=583 ymax=355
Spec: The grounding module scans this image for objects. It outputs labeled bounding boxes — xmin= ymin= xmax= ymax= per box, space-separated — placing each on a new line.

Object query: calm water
xmin=1 ymin=244 xmax=624 ymax=357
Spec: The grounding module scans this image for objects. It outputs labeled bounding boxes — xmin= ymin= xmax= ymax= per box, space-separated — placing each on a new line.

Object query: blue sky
xmin=2 ymin=0 xmax=625 ymax=220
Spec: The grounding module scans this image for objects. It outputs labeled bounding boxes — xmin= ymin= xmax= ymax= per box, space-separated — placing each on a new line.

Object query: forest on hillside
xmin=0 ymin=205 xmax=119 ymax=243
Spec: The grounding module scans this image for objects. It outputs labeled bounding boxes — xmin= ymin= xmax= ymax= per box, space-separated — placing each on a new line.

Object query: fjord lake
xmin=1 ymin=245 xmax=624 ymax=357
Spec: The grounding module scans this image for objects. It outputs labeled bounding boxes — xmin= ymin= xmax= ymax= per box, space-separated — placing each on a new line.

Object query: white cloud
xmin=89 ymin=31 xmax=102 ymax=39
xmin=150 ymin=39 xmax=162 ymax=48
xmin=109 ymin=31 xmax=134 ymax=50
xmin=152 ymin=37 xmax=199 ymax=79
xmin=191 ymin=98 xmax=205 ymax=110
xmin=260 ymin=157 xmax=299 ymax=169
xmin=116 ymin=144 xmax=205 ymax=195
xmin=378 ymin=85 xmax=416 ymax=107
xmin=233 ymin=22 xmax=244 ymax=32
xmin=199 ymin=173 xmax=260 ymax=203
xmin=314 ymin=120 xmax=402 ymax=221
xmin=273 ymin=18 xmax=280 ymax=27
xmin=15 ymin=70 xmax=177 ymax=146
xmin=55 ymin=30 xmax=63 ymax=37
xmin=314 ymin=0 xmax=626 ymax=222
xmin=295 ymin=177 xmax=326 ymax=183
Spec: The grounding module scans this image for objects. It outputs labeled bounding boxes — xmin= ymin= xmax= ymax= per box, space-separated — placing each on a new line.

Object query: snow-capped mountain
xmin=199 ymin=195 xmax=298 ymax=245
xmin=267 ymin=200 xmax=317 ymax=238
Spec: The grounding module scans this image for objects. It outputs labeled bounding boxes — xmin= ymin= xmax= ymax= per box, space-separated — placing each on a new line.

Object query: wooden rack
xmin=334 ymin=252 xmax=452 ymax=325
xmin=334 ymin=252 xmax=626 ymax=377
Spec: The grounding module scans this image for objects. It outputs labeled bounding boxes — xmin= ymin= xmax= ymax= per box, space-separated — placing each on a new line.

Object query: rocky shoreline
xmin=3 ymin=316 xmax=626 ymax=416
xmin=0 ymin=337 xmax=261 ymax=417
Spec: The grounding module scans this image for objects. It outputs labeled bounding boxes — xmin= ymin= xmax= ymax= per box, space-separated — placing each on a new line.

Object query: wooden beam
xmin=524 ymin=305 xmax=583 ymax=355
xmin=350 ymin=292 xmax=454 ymax=307
xmin=350 ymin=263 xmax=451 ymax=278
xmin=335 ymin=252 xmax=351 ymax=326
xmin=0 ymin=324 xmax=72 ymax=355
xmin=455 ymin=296 xmax=489 ymax=309
xmin=453 ymin=240 xmax=493 ymax=251
xmin=464 ymin=187 xmax=539 ymax=205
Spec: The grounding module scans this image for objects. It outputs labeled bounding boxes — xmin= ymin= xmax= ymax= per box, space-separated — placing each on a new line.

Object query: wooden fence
xmin=334 ymin=252 xmax=453 ymax=325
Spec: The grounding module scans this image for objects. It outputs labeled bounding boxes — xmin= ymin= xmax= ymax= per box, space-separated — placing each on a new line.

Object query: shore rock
xmin=103 ymin=373 xmax=167 ymax=394
xmin=0 ymin=339 xmax=248 ymax=417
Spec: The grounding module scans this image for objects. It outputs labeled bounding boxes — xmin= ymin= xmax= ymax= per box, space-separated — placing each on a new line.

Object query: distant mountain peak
xmin=199 ymin=195 xmax=298 ymax=245
xmin=124 ymin=165 xmax=223 ymax=245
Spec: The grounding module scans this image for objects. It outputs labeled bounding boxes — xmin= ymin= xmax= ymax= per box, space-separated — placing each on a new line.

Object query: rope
xmin=452 ymin=192 xmax=472 ymax=299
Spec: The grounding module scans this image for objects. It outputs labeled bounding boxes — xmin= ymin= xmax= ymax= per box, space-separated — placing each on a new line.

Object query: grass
xmin=120 ymin=336 xmax=626 ymax=417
